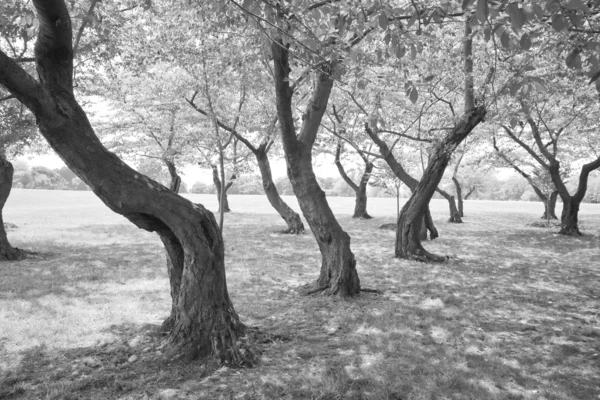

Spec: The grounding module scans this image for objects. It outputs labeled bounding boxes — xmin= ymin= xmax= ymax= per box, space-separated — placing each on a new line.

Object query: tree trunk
xmin=436 ymin=188 xmax=462 ymax=223
xmin=352 ymin=162 xmax=373 ymax=219
xmin=541 ymin=191 xmax=558 ymax=220
xmin=0 ymin=157 xmax=22 ymax=261
xmin=559 ymin=198 xmax=582 ymax=236
xmin=364 ymin=124 xmax=438 ymax=238
xmin=452 ymin=176 xmax=464 ymax=217
xmin=396 ymin=106 xmax=486 ymax=261
xmin=256 ymin=146 xmax=304 ymax=234
xmin=334 ymin=143 xmax=372 ymax=219
xmin=271 ymin=39 xmax=360 ymax=297
xmin=164 ymin=159 xmax=181 ymax=193
xmin=212 ymin=165 xmax=231 ymax=213
xmin=0 ymin=0 xmax=251 ymax=364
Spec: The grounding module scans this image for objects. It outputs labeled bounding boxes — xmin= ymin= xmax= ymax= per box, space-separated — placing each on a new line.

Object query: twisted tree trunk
xmin=0 ymin=0 xmax=251 ymax=365
xmin=0 ymin=157 xmax=22 ymax=261
xmin=396 ymin=107 xmax=486 ymax=261
xmin=272 ymin=39 xmax=360 ymax=297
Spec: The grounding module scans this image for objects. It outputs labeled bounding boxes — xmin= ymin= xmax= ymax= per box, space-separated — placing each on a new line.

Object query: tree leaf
xmin=551 ymin=15 xmax=565 ymax=32
xmin=500 ymin=31 xmax=510 ymax=48
xmin=409 ymin=86 xmax=419 ymax=104
xmin=407 ymin=12 xmax=418 ymax=28
xmin=532 ymin=3 xmax=544 ymax=20
xmin=378 ymin=12 xmax=389 ymax=30
xmin=410 ymin=44 xmax=417 ymax=60
xmin=566 ymin=48 xmax=582 ymax=69
xmin=476 ymin=0 xmax=488 ymax=24
xmin=510 ymin=117 xmax=518 ymax=128
xmin=394 ymin=43 xmax=406 ymax=59
xmin=507 ymin=3 xmax=526 ymax=32
xmin=519 ymin=33 xmax=531 ymax=50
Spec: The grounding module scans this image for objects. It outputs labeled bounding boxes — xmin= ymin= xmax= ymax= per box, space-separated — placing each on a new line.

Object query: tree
xmin=0 ymin=0 xmax=253 ymax=364
xmin=492 ymin=135 xmax=558 ymax=219
xmin=322 ymin=104 xmax=375 ymax=219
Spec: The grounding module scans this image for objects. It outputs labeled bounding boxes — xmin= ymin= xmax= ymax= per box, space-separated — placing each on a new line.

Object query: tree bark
xmin=559 ymin=198 xmax=581 ymax=235
xmin=212 ymin=164 xmax=232 ymax=213
xmin=452 ymin=176 xmax=464 ymax=218
xmin=272 ymin=39 xmax=360 ymax=297
xmin=256 ymin=145 xmax=305 ymax=233
xmin=364 ymin=124 xmax=437 ymax=239
xmin=0 ymin=0 xmax=251 ymax=365
xmin=541 ymin=191 xmax=558 ymax=220
xmin=0 ymin=157 xmax=22 ymax=261
xmin=436 ymin=187 xmax=463 ymax=223
xmin=396 ymin=106 xmax=486 ymax=261
xmin=334 ymin=142 xmax=373 ymax=219
xmin=164 ymin=159 xmax=181 ymax=193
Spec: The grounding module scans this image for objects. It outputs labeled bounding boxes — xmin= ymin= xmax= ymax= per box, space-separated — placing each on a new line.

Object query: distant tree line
xmin=14 ymin=157 xmax=600 ymax=204
xmin=189 ymin=172 xmax=600 ymax=204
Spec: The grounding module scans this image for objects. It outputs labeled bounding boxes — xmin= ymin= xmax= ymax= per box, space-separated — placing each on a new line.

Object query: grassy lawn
xmin=1 ymin=189 xmax=599 ymax=400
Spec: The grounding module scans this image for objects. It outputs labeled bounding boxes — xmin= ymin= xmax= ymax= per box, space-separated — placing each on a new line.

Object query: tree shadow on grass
xmin=0 ymin=323 xmax=218 ymax=400
xmin=0 ymin=242 xmax=165 ymax=301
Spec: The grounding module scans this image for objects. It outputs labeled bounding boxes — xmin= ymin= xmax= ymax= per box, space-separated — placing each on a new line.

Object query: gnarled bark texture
xmin=0 ymin=157 xmax=22 ymax=261
xmin=0 ymin=0 xmax=250 ymax=364
xmin=212 ymin=164 xmax=232 ymax=213
xmin=256 ymin=145 xmax=305 ymax=233
xmin=272 ymin=40 xmax=360 ymax=297
xmin=396 ymin=106 xmax=486 ymax=261
xmin=334 ymin=143 xmax=373 ymax=219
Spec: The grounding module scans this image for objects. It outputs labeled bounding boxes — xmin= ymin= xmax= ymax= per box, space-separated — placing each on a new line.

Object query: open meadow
xmin=1 ymin=189 xmax=599 ymax=400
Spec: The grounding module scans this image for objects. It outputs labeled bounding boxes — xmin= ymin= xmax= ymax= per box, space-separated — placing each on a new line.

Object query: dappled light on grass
xmin=1 ymin=191 xmax=600 ymax=399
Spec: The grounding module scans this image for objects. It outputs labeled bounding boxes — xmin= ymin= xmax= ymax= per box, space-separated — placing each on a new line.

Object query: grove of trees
xmin=1 ymin=0 xmax=599 ymax=363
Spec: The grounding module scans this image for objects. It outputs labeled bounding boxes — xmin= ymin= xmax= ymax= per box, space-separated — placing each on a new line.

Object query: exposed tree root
xmin=0 ymin=247 xmax=24 ymax=261
xmin=559 ymin=228 xmax=583 ymax=236
xmin=303 ymin=284 xmax=329 ymax=296
xmin=353 ymin=213 xmax=373 ymax=220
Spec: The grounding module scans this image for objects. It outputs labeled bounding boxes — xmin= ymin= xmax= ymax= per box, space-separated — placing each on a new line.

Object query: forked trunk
xmin=256 ymin=147 xmax=304 ymax=234
xmin=437 ymin=187 xmax=462 ymax=223
xmin=0 ymin=1 xmax=250 ymax=364
xmin=396 ymin=106 xmax=486 ymax=261
xmin=559 ymin=199 xmax=582 ymax=236
xmin=271 ymin=39 xmax=360 ymax=297
xmin=541 ymin=191 xmax=558 ymax=220
xmin=0 ymin=157 xmax=21 ymax=261
xmin=452 ymin=176 xmax=464 ymax=217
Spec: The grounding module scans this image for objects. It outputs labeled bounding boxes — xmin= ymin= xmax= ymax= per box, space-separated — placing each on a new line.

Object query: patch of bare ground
xmin=2 ymin=193 xmax=599 ymax=399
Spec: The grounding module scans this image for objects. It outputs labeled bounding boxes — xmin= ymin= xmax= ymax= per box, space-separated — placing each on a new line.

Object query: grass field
xmin=1 ymin=189 xmax=599 ymax=400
